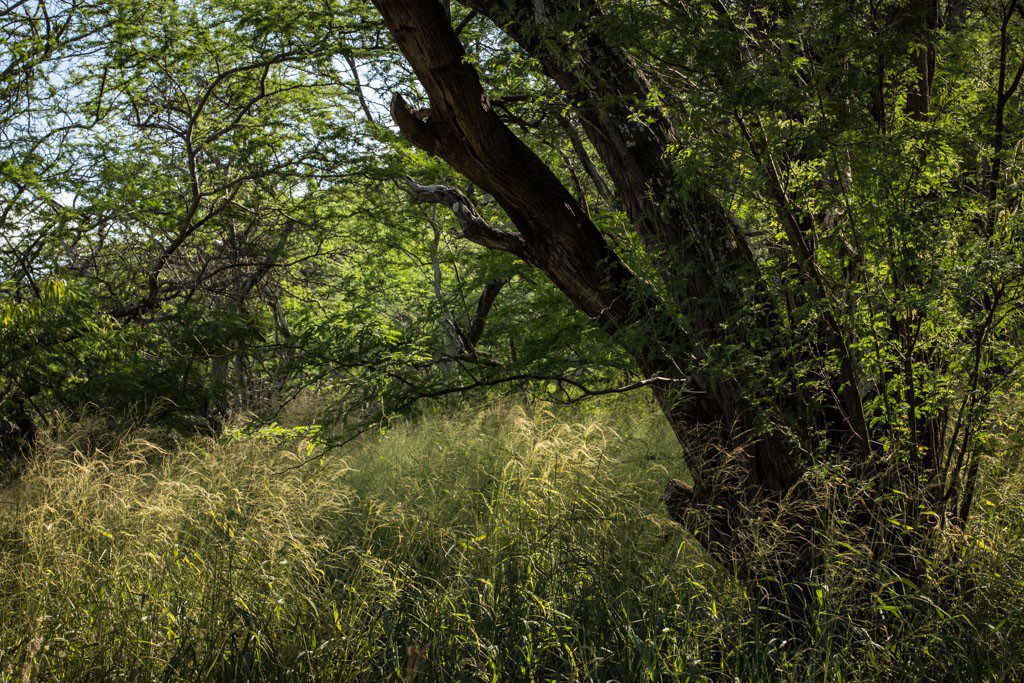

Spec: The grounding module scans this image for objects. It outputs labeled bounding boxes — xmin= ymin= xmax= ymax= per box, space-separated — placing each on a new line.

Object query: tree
xmin=4 ymin=0 xmax=1023 ymax=639
xmin=370 ymin=0 xmax=1024 ymax=632
xmin=1 ymin=0 xmax=377 ymax=436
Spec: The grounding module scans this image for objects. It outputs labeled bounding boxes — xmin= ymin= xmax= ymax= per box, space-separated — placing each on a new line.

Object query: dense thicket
xmin=4 ymin=0 xmax=1024 ymax=637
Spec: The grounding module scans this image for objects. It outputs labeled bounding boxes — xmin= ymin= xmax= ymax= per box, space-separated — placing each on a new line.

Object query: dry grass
xmin=0 ymin=398 xmax=1022 ymax=681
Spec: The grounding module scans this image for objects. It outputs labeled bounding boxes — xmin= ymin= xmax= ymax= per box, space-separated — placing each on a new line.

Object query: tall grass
xmin=1 ymin=398 xmax=1022 ymax=681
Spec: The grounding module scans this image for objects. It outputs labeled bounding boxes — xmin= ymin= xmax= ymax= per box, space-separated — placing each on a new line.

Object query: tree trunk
xmin=457 ymin=0 xmax=871 ymax=458
xmin=372 ymin=0 xmax=816 ymax=586
xmin=369 ymin=0 xmax=961 ymax=641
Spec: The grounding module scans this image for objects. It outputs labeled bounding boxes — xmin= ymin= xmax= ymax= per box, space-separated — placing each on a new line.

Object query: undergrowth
xmin=0 ymin=398 xmax=1022 ymax=681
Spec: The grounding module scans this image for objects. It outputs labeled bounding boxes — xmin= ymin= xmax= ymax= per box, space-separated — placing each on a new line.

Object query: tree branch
xmin=402 ymin=178 xmax=528 ymax=258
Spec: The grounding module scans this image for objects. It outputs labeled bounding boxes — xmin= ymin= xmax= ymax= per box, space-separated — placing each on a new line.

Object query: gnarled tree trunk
xmin=372 ymin=0 xmax=824 ymax=630
xmin=369 ymin=0 xmax=972 ymax=638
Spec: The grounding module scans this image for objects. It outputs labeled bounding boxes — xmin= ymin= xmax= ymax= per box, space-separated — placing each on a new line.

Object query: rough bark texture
xmin=459 ymin=0 xmax=758 ymax=335
xmin=370 ymin=0 xmax=956 ymax=635
xmin=457 ymin=0 xmax=875 ymax=458
xmin=371 ymin=0 xmax=819 ymax=617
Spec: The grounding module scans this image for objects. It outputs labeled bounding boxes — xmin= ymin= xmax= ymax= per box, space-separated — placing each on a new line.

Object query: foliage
xmin=4 ymin=0 xmax=1024 ymax=673
xmin=1 ymin=0 xmax=627 ymax=449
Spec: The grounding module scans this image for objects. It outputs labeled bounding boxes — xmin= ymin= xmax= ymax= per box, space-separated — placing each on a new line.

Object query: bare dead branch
xmin=402 ymin=178 xmax=528 ymax=258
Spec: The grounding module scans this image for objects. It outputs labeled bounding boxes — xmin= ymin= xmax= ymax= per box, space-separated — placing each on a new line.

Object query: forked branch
xmin=402 ymin=177 xmax=528 ymax=258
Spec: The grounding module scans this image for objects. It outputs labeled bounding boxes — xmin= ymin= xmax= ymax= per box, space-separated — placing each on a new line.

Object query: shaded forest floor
xmin=1 ymin=398 xmax=1023 ymax=681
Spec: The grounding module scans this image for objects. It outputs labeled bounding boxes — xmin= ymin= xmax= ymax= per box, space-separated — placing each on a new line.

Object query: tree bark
xmin=374 ymin=0 xmax=982 ymax=640
xmin=374 ymin=0 xmax=812 ymax=548
xmin=458 ymin=0 xmax=870 ymax=459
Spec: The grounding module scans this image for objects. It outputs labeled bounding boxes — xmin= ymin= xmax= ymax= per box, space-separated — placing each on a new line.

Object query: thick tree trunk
xmin=370 ymin=0 xmax=980 ymax=642
xmin=369 ymin=0 xmax=931 ymax=639
xmin=373 ymin=0 xmax=813 ymax=572
xmin=459 ymin=0 xmax=871 ymax=457
xmin=373 ymin=0 xmax=813 ymax=482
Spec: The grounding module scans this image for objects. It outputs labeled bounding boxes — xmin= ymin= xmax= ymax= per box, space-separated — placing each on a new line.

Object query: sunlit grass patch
xmin=0 ymin=398 xmax=1022 ymax=681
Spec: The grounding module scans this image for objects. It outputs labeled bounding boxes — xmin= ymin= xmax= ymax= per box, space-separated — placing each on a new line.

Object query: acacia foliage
xmin=1 ymin=0 xmax=1023 ymax=519
xmin=0 ymin=0 xmax=619 ymax=446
